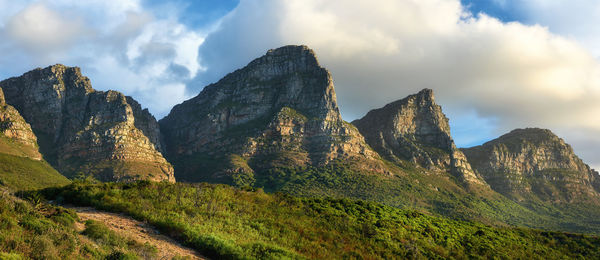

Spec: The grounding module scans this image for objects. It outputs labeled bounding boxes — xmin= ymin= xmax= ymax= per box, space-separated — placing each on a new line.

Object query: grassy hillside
xmin=0 ymin=153 xmax=70 ymax=191
xmin=0 ymin=136 xmax=40 ymax=159
xmin=42 ymin=181 xmax=600 ymax=259
xmin=0 ymin=188 xmax=157 ymax=259
xmin=222 ymin=161 xmax=600 ymax=235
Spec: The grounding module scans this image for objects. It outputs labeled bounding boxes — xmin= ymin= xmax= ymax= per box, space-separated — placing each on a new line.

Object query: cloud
xmin=193 ymin=0 xmax=600 ymax=169
xmin=0 ymin=0 xmax=203 ymax=117
xmin=3 ymin=2 xmax=89 ymax=55
xmin=467 ymin=0 xmax=600 ymax=57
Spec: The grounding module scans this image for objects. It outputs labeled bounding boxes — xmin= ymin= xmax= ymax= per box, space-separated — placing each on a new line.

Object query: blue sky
xmin=142 ymin=0 xmax=239 ymax=27
xmin=0 ymin=0 xmax=599 ymax=169
xmin=461 ymin=0 xmax=525 ymax=22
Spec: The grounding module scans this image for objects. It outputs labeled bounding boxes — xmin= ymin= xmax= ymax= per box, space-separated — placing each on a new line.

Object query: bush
xmin=82 ymin=220 xmax=125 ymax=247
xmin=187 ymin=234 xmax=245 ymax=259
xmin=31 ymin=235 xmax=59 ymax=260
xmin=19 ymin=215 xmax=53 ymax=234
xmin=0 ymin=252 xmax=25 ymax=260
xmin=51 ymin=212 xmax=76 ymax=227
xmin=246 ymin=242 xmax=301 ymax=259
xmin=105 ymin=251 xmax=138 ymax=260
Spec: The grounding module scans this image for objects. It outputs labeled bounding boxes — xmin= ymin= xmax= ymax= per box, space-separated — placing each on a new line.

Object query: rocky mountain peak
xmin=261 ymin=45 xmax=320 ymax=70
xmin=353 ymin=89 xmax=483 ymax=185
xmin=462 ymin=128 xmax=600 ymax=201
xmin=160 ymin=45 xmax=384 ymax=183
xmin=361 ymin=88 xmax=452 ymax=150
xmin=0 ymin=65 xmax=174 ymax=182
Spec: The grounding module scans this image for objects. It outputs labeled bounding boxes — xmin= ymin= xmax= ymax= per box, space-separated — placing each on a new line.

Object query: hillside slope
xmin=44 ymin=181 xmax=600 ymax=259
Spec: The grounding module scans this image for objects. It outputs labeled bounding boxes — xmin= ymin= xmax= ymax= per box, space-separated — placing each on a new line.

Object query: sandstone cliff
xmin=462 ymin=128 xmax=600 ymax=202
xmin=0 ymin=65 xmax=174 ymax=182
xmin=352 ymin=89 xmax=484 ymax=186
xmin=0 ymin=87 xmax=42 ymax=160
xmin=160 ymin=45 xmax=384 ymax=184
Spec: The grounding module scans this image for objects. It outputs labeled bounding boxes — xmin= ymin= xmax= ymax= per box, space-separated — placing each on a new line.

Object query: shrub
xmin=51 ymin=212 xmax=76 ymax=227
xmin=31 ymin=235 xmax=59 ymax=260
xmin=187 ymin=234 xmax=245 ymax=259
xmin=19 ymin=215 xmax=53 ymax=234
xmin=0 ymin=252 xmax=25 ymax=260
xmin=82 ymin=220 xmax=125 ymax=247
xmin=105 ymin=251 xmax=138 ymax=260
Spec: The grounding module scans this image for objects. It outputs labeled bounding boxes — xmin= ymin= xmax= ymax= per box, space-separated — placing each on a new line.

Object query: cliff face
xmin=0 ymin=65 xmax=174 ymax=182
xmin=160 ymin=45 xmax=384 ymax=183
xmin=462 ymin=128 xmax=600 ymax=202
xmin=352 ymin=89 xmax=484 ymax=186
xmin=0 ymin=87 xmax=42 ymax=160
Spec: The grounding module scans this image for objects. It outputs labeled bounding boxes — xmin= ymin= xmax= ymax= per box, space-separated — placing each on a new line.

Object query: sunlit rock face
xmin=0 ymin=87 xmax=42 ymax=160
xmin=352 ymin=89 xmax=485 ymax=186
xmin=160 ymin=45 xmax=385 ymax=183
xmin=0 ymin=65 xmax=174 ymax=182
xmin=463 ymin=128 xmax=600 ymax=202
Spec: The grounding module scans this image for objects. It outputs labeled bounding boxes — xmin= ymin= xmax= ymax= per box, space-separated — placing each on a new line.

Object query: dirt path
xmin=70 ymin=206 xmax=205 ymax=260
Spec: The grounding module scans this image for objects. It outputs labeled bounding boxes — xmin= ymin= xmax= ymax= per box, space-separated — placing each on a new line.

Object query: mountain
xmin=0 ymin=87 xmax=70 ymax=190
xmin=0 ymin=65 xmax=174 ymax=182
xmin=160 ymin=45 xmax=385 ymax=185
xmin=352 ymin=89 xmax=484 ymax=187
xmin=158 ymin=45 xmax=600 ymax=234
xmin=462 ymin=128 xmax=600 ymax=202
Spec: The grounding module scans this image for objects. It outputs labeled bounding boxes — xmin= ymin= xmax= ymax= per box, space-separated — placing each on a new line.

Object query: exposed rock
xmin=352 ymin=89 xmax=484 ymax=186
xmin=462 ymin=128 xmax=600 ymax=202
xmin=0 ymin=65 xmax=174 ymax=182
xmin=160 ymin=45 xmax=384 ymax=183
xmin=0 ymin=87 xmax=42 ymax=160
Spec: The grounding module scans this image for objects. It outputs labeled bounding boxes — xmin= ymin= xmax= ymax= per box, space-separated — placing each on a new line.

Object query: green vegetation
xmin=61 ymin=158 xmax=171 ymax=182
xmin=0 ymin=153 xmax=70 ymax=191
xmin=0 ymin=188 xmax=156 ymax=259
xmin=0 ymin=136 xmax=40 ymax=159
xmin=252 ymin=162 xmax=600 ymax=234
xmin=42 ymin=181 xmax=600 ymax=259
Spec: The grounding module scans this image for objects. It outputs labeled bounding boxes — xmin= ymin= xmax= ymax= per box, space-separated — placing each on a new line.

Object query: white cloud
xmin=194 ymin=0 xmax=600 ymax=169
xmin=512 ymin=0 xmax=600 ymax=57
xmin=0 ymin=0 xmax=204 ymax=117
xmin=3 ymin=2 xmax=89 ymax=54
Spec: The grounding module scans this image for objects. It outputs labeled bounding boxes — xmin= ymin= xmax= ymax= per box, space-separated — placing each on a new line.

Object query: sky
xmin=0 ymin=0 xmax=598 ymax=170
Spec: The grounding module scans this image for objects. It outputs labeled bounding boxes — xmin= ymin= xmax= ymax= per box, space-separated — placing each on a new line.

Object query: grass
xmin=41 ymin=180 xmax=600 ymax=259
xmin=0 ymin=153 xmax=70 ymax=191
xmin=0 ymin=136 xmax=40 ymax=160
xmin=0 ymin=188 xmax=157 ymax=259
xmin=253 ymin=163 xmax=600 ymax=235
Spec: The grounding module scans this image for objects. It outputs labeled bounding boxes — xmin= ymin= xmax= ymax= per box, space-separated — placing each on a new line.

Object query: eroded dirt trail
xmin=70 ymin=207 xmax=204 ymax=260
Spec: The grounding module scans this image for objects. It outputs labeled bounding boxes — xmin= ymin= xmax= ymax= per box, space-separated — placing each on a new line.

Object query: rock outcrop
xmin=160 ymin=45 xmax=384 ymax=184
xmin=352 ymin=89 xmax=484 ymax=186
xmin=0 ymin=87 xmax=42 ymax=159
xmin=0 ymin=65 xmax=174 ymax=182
xmin=462 ymin=128 xmax=600 ymax=202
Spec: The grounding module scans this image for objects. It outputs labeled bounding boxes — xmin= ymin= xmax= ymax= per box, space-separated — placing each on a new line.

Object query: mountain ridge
xmin=1 ymin=45 xmax=600 ymax=236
